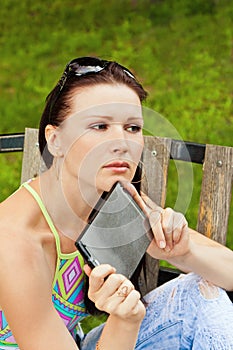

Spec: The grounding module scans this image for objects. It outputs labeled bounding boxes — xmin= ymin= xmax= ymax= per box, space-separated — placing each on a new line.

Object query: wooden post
xmin=140 ymin=136 xmax=172 ymax=295
xmin=197 ymin=144 xmax=233 ymax=245
xmin=21 ymin=128 xmax=45 ymax=184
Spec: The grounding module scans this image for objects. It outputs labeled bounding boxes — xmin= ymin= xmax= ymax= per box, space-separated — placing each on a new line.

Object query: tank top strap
xmin=21 ymin=182 xmax=62 ymax=256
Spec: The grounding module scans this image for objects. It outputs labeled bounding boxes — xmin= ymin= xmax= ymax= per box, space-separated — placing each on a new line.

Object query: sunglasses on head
xmin=58 ymin=56 xmax=136 ymax=92
xmin=48 ymin=56 xmax=136 ymax=120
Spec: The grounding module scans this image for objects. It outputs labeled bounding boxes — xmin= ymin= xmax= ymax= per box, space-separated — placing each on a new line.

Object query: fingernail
xmin=159 ymin=241 xmax=166 ymax=249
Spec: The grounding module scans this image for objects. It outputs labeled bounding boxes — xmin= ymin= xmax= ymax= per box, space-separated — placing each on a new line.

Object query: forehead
xmin=70 ymin=83 xmax=142 ymax=117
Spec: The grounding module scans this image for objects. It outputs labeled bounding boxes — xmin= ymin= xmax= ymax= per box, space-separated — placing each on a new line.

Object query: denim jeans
xmin=80 ymin=273 xmax=233 ymax=350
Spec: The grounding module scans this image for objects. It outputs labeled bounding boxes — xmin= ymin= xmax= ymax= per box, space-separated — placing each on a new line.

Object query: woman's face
xmin=54 ymin=83 xmax=144 ymax=194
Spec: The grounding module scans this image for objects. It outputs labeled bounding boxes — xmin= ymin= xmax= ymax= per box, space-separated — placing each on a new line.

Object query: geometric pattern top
xmin=0 ymin=182 xmax=88 ymax=348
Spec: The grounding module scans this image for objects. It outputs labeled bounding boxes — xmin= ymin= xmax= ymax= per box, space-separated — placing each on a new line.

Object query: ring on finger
xmin=117 ymin=285 xmax=129 ymax=297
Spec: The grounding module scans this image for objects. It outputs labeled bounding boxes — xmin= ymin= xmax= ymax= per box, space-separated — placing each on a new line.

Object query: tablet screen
xmin=75 ymin=182 xmax=153 ymax=278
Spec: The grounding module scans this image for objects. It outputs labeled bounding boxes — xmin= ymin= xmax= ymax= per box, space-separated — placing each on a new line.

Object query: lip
xmin=103 ymin=161 xmax=130 ymax=174
xmin=103 ymin=161 xmax=130 ymax=169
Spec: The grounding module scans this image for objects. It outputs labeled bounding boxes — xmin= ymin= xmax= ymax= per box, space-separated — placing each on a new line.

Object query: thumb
xmin=83 ymin=264 xmax=92 ymax=277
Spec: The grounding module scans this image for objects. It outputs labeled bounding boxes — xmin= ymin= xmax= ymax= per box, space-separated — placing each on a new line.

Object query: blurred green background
xmin=0 ymin=0 xmax=232 ymax=242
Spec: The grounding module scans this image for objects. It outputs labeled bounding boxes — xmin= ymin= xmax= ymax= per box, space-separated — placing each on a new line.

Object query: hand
xmin=84 ymin=264 xmax=146 ymax=324
xmin=123 ymin=182 xmax=190 ymax=260
xmin=142 ymin=192 xmax=190 ymax=260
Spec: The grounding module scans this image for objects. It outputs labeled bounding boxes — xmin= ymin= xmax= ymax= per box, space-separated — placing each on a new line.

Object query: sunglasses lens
xmin=68 ymin=57 xmax=108 ymax=76
xmin=70 ymin=64 xmax=106 ymax=76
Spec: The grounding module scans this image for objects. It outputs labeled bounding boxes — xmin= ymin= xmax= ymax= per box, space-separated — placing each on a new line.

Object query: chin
xmin=97 ymin=181 xmax=116 ymax=193
xmin=97 ymin=176 xmax=132 ymax=193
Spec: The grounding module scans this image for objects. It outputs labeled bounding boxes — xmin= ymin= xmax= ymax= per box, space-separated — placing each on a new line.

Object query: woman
xmin=0 ymin=57 xmax=232 ymax=350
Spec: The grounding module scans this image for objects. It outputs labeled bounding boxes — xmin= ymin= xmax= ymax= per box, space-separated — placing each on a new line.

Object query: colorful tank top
xmin=0 ymin=182 xmax=88 ymax=349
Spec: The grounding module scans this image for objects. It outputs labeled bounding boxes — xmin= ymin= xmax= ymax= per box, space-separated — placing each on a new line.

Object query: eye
xmin=125 ymin=124 xmax=142 ymax=133
xmin=90 ymin=123 xmax=108 ymax=130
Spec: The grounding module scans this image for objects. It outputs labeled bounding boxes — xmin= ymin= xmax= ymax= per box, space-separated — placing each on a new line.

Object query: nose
xmin=109 ymin=125 xmax=129 ymax=155
xmin=110 ymin=138 xmax=128 ymax=155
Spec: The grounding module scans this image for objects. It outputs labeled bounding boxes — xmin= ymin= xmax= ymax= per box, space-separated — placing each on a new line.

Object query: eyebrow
xmin=84 ymin=115 xmax=143 ymax=122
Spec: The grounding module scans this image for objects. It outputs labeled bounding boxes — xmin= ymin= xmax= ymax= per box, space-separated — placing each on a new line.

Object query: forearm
xmin=168 ymin=228 xmax=233 ymax=291
xmin=97 ymin=315 xmax=141 ymax=350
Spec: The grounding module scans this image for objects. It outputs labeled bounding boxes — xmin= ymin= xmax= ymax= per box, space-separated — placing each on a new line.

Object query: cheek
xmin=62 ymin=140 xmax=92 ymax=175
xmin=68 ymin=141 xmax=104 ymax=179
xmin=131 ymin=138 xmax=144 ymax=162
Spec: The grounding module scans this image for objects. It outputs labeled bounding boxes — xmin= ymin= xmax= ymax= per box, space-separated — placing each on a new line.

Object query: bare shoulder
xmin=0 ymin=187 xmax=53 ymax=293
xmin=0 ymin=226 xmax=46 ymax=272
xmin=0 ymin=223 xmax=51 ymax=301
xmin=0 ymin=190 xmax=78 ymax=349
xmin=0 ymin=213 xmax=52 ymax=316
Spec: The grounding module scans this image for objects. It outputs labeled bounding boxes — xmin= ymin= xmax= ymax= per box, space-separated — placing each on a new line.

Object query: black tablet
xmin=75 ymin=182 xmax=153 ymax=279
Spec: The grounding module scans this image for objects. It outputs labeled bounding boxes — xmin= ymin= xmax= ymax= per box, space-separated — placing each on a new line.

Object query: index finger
xmin=121 ymin=181 xmax=151 ymax=216
xmin=140 ymin=191 xmax=163 ymax=212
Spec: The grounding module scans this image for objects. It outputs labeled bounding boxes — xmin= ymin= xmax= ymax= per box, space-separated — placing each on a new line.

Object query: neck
xmin=37 ymin=168 xmax=101 ymax=242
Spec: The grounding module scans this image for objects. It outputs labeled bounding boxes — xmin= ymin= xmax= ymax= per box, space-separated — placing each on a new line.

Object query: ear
xmin=45 ymin=125 xmax=64 ymax=157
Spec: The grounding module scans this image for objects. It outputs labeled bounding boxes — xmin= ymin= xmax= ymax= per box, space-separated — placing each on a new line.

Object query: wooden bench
xmin=1 ymin=128 xmax=233 ymax=301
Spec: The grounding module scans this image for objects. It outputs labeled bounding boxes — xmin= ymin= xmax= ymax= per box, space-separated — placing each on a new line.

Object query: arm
xmin=143 ymin=196 xmax=233 ymax=291
xmin=167 ymin=228 xmax=233 ymax=291
xmin=84 ymin=264 xmax=145 ymax=350
xmin=0 ymin=234 xmax=79 ymax=350
xmin=123 ymin=182 xmax=233 ymax=291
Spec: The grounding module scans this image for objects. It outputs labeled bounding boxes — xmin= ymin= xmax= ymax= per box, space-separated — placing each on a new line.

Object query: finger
xmin=120 ymin=181 xmax=150 ymax=216
xmin=95 ymin=278 xmax=134 ymax=312
xmin=89 ymin=264 xmax=116 ymax=293
xmin=121 ymin=182 xmax=166 ymax=249
xmin=83 ymin=264 xmax=92 ymax=277
xmin=173 ymin=226 xmax=182 ymax=244
xmin=122 ymin=182 xmax=164 ymax=224
xmin=161 ymin=208 xmax=174 ymax=251
xmin=109 ymin=289 xmax=141 ymax=315
xmin=122 ymin=289 xmax=141 ymax=305
xmin=141 ymin=191 xmax=163 ymax=212
xmin=93 ymin=273 xmax=130 ymax=310
xmin=119 ymin=290 xmax=143 ymax=316
xmin=102 ymin=273 xmax=128 ymax=297
xmin=115 ymin=280 xmax=135 ymax=299
xmin=173 ymin=213 xmax=188 ymax=243
xmin=148 ymin=210 xmax=166 ymax=249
